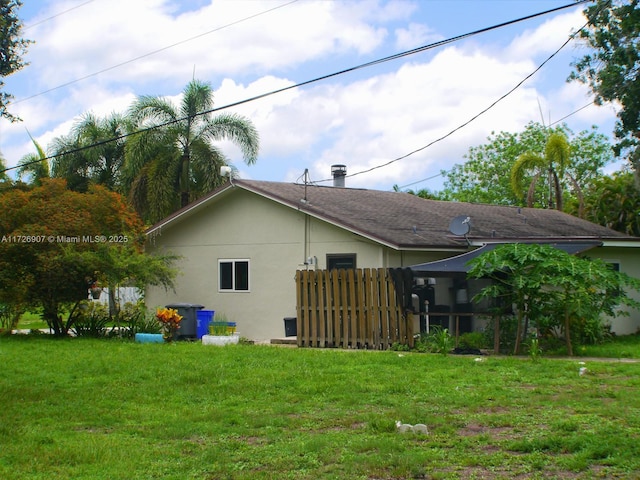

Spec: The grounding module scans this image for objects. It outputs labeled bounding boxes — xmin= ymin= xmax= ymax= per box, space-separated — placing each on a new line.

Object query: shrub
xmin=73 ymin=302 xmax=110 ymax=338
xmin=119 ymin=301 xmax=159 ymax=337
xmin=390 ymin=341 xmax=410 ymax=352
xmin=457 ymin=331 xmax=486 ymax=350
xmin=428 ymin=327 xmax=454 ymax=355
xmin=0 ymin=303 xmax=22 ymax=334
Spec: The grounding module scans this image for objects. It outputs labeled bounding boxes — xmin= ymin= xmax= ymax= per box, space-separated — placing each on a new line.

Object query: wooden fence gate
xmin=295 ymin=268 xmax=413 ymax=349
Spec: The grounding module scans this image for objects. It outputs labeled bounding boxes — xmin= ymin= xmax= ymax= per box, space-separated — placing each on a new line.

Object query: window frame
xmin=218 ymin=259 xmax=250 ymax=292
xmin=326 ymin=253 xmax=357 ymax=270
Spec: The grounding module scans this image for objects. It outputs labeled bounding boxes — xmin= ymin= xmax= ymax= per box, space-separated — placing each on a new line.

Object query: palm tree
xmin=50 ymin=112 xmax=129 ymax=192
xmin=17 ymin=131 xmax=50 ymax=185
xmin=124 ymin=79 xmax=259 ymax=223
xmin=510 ymin=132 xmax=572 ymax=211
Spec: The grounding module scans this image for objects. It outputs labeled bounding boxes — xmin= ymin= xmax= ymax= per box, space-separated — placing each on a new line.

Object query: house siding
xmin=584 ymin=247 xmax=640 ymax=335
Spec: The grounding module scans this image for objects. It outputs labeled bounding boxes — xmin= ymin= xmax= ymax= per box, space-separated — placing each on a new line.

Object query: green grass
xmin=576 ymin=333 xmax=640 ymax=359
xmin=1 ymin=337 xmax=640 ymax=479
xmin=15 ymin=311 xmax=48 ymax=330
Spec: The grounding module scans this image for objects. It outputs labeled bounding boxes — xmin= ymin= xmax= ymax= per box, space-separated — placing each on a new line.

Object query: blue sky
xmin=0 ymin=0 xmax=619 ymax=192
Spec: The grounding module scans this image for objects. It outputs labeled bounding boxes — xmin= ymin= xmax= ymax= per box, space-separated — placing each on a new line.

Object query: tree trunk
xmin=553 ymin=171 xmax=563 ymax=211
xmin=564 ymin=309 xmax=573 ymax=356
xmin=180 ymin=153 xmax=190 ymax=208
xmin=42 ymin=300 xmax=64 ymax=336
xmin=514 ymin=309 xmax=524 ymax=355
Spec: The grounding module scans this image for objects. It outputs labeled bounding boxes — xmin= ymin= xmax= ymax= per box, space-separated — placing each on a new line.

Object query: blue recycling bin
xmin=196 ymin=310 xmax=215 ymax=339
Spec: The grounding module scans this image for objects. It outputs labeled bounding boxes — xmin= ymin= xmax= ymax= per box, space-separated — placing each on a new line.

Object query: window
xmin=219 ymin=259 xmax=249 ymax=292
xmin=326 ymin=254 xmax=356 ymax=270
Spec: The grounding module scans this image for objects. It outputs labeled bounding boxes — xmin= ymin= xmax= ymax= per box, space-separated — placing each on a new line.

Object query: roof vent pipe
xmin=331 ymin=164 xmax=347 ymax=187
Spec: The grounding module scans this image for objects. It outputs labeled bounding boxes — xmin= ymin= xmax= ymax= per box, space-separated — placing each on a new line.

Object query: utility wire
xmin=394 ymin=100 xmax=598 ymax=191
xmin=323 ymin=20 xmax=586 ymax=185
xmin=549 ymin=101 xmax=595 ymax=126
xmin=3 ymin=0 xmax=589 ymax=175
xmin=23 ymin=0 xmax=97 ymax=31
xmin=13 ymin=0 xmax=300 ymax=105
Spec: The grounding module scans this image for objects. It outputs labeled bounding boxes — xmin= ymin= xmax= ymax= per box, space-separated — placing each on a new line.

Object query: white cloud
xmin=506 ymin=10 xmax=586 ymax=60
xmin=395 ymin=23 xmax=443 ymax=50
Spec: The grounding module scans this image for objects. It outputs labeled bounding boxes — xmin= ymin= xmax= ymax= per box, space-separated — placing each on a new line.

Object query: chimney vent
xmin=331 ymin=164 xmax=347 ymax=187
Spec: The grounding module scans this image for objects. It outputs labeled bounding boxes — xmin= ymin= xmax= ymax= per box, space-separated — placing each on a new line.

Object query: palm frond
xmin=545 ymin=133 xmax=571 ymax=177
xmin=510 ymin=152 xmax=545 ymax=200
xmin=202 ymin=112 xmax=260 ymax=164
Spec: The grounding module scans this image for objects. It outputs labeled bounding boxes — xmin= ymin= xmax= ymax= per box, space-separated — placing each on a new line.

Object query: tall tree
xmin=50 ymin=112 xmax=128 ymax=192
xmin=570 ymin=0 xmax=640 ymax=177
xmin=124 ymin=79 xmax=259 ymax=223
xmin=510 ymin=132 xmax=571 ymax=211
xmin=0 ymin=0 xmax=31 ymax=122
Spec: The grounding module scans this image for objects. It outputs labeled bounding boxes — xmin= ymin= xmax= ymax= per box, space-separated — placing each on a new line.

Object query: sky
xmin=0 ymin=0 xmax=621 ymax=192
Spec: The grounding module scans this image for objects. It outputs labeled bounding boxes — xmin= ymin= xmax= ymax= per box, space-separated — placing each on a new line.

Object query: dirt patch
xmin=457 ymin=422 xmax=514 ymax=439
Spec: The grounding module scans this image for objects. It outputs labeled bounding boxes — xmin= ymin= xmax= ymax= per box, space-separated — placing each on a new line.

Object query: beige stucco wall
xmin=146 ymin=189 xmax=443 ymax=341
xmin=586 ymin=246 xmax=640 ymax=335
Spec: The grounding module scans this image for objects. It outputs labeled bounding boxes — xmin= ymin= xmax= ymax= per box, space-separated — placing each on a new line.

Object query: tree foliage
xmin=17 ymin=131 xmax=49 ymax=185
xmin=510 ymin=132 xmax=571 ymax=211
xmin=0 ymin=0 xmax=32 ymax=122
xmin=0 ymin=179 xmax=178 ymax=335
xmin=124 ymin=79 xmax=260 ymax=223
xmin=576 ymin=170 xmax=640 ymax=236
xmin=468 ymin=243 xmax=640 ymax=355
xmin=50 ymin=112 xmax=129 ymax=192
xmin=439 ymin=122 xmax=615 ymax=212
xmin=570 ymin=0 xmax=640 ymax=175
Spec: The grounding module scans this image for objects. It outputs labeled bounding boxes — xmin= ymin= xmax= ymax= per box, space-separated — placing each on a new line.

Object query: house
xmin=145 ymin=175 xmax=640 ymax=341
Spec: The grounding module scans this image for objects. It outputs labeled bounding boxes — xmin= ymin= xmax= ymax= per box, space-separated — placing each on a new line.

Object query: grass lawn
xmin=1 ymin=337 xmax=639 ymax=479
xmin=15 ymin=311 xmax=48 ymax=331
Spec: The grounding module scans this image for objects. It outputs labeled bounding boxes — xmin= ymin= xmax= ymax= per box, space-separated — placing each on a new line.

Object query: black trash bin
xmin=165 ymin=303 xmax=204 ymax=340
xmin=284 ymin=317 xmax=297 ymax=337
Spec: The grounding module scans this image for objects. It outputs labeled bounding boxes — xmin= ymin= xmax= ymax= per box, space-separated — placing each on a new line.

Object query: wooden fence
xmin=295 ymin=268 xmax=413 ymax=349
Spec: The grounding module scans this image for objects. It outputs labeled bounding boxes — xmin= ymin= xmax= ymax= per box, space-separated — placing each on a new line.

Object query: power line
xmin=549 ymin=101 xmax=595 ymax=126
xmin=13 ymin=0 xmax=300 ymax=105
xmin=3 ymin=0 xmax=589 ymax=175
xmin=332 ymin=19 xmax=585 ymax=185
xmin=395 ymin=101 xmax=599 ymax=192
xmin=23 ymin=0 xmax=97 ymax=31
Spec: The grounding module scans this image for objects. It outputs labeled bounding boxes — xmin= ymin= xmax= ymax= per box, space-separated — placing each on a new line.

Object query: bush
xmin=457 ymin=332 xmax=486 ymax=350
xmin=73 ymin=302 xmax=110 ymax=338
xmin=412 ymin=327 xmax=455 ymax=354
xmin=575 ymin=315 xmax=613 ymax=345
xmin=118 ymin=301 xmax=159 ymax=337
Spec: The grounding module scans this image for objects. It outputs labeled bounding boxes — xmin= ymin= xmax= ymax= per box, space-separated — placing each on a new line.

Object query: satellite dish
xmin=449 ymin=215 xmax=471 ymax=236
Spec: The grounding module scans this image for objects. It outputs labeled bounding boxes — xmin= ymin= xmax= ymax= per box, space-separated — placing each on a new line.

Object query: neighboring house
xmin=145 ymin=176 xmax=640 ymax=341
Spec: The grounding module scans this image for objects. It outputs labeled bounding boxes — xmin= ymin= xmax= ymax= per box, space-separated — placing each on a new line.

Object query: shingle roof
xmin=148 ymin=179 xmax=634 ymax=250
xmin=238 ymin=180 xmax=633 ymax=249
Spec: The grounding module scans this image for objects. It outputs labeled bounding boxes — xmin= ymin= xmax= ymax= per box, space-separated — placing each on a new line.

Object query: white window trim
xmin=218 ymin=259 xmax=251 ymax=293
